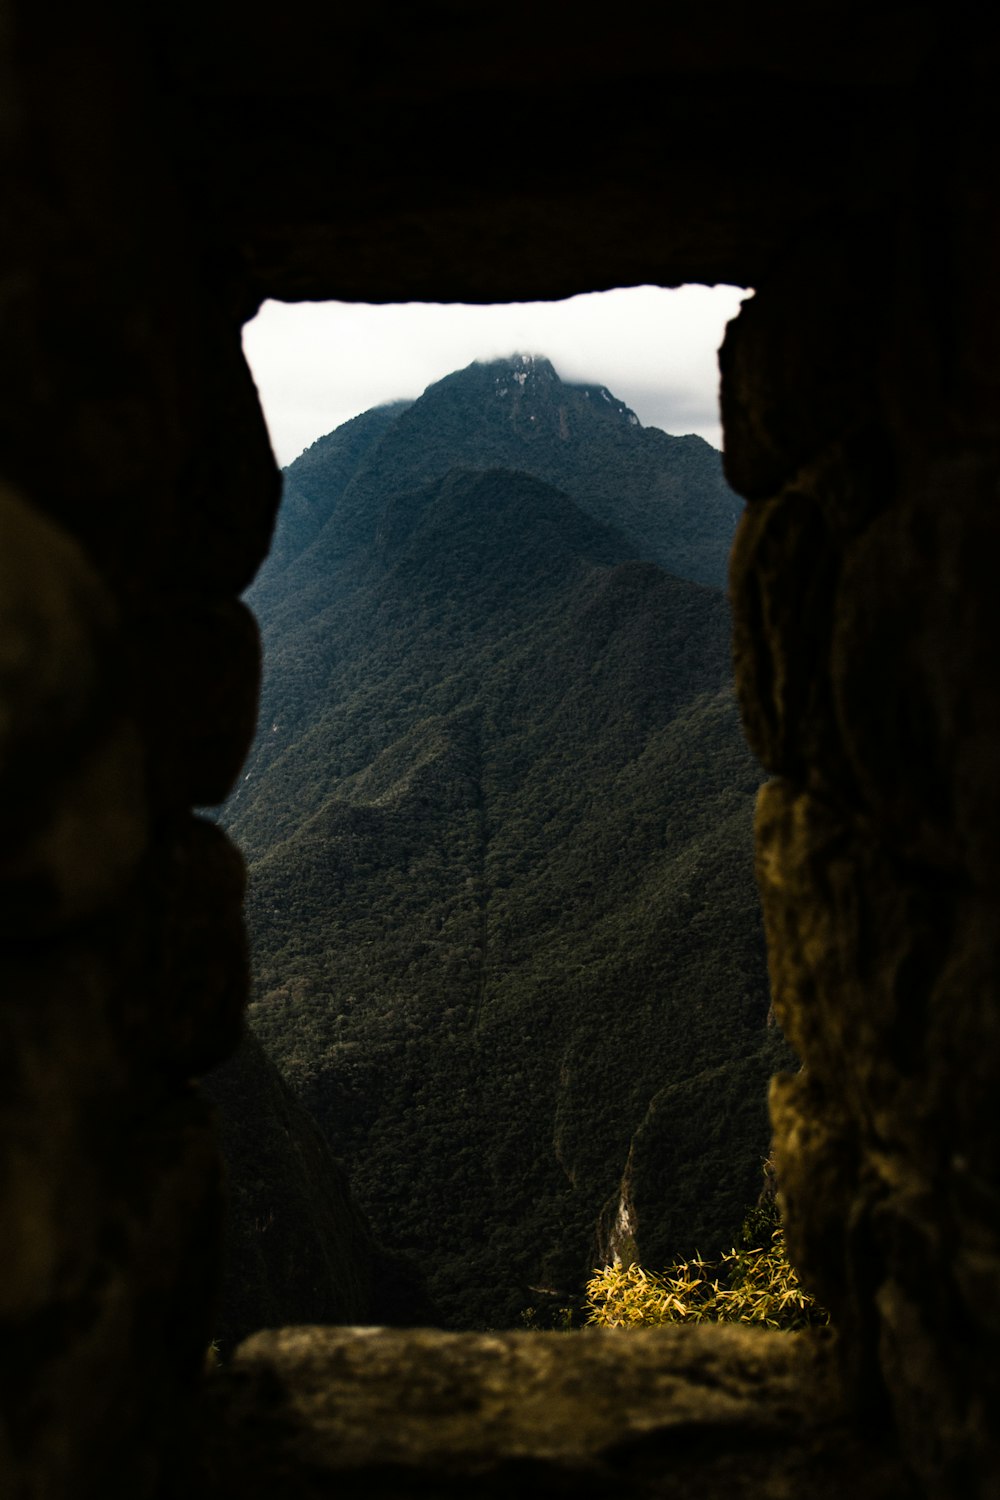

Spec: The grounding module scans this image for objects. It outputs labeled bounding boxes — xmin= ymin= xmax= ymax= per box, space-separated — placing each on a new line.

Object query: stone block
xmin=133 ymin=599 xmax=262 ymax=809
xmin=195 ymin=1323 xmax=916 ymax=1499
xmin=719 ymin=237 xmax=882 ymax=503
xmin=729 ymin=488 xmax=846 ymax=787
xmin=119 ymin=817 xmax=249 ymax=1079
xmin=0 ymin=483 xmax=147 ymax=934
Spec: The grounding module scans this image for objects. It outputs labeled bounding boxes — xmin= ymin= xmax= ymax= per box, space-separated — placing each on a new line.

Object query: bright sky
xmin=242 ymin=284 xmax=750 ymax=469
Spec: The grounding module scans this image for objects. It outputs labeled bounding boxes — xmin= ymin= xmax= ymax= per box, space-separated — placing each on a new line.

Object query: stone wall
xmin=0 ymin=9 xmax=279 ymax=1493
xmin=724 ymin=154 xmax=1000 ymax=1495
xmin=1 ymin=3 xmax=998 ymax=1497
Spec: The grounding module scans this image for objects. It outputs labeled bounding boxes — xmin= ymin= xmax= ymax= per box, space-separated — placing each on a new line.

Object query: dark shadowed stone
xmin=0 ymin=483 xmax=116 ymax=766
xmin=0 ymin=483 xmax=147 ymax=934
xmin=125 ymin=817 xmax=250 ymax=1078
xmin=0 ymin=940 xmax=222 ymax=1499
xmin=0 ymin=717 xmax=148 ymax=938
xmin=767 ymin=1070 xmax=862 ymax=1331
xmin=195 ymin=1324 xmax=916 ymax=1500
xmin=173 ymin=324 xmax=285 ymax=598
xmin=133 ymin=598 xmax=262 ymax=809
xmin=754 ymin=778 xmax=955 ymax=1118
xmin=832 ymin=460 xmax=1000 ymax=883
xmin=729 ymin=489 xmax=847 ymax=789
xmin=719 ymin=236 xmax=883 ymax=503
xmin=0 ymin=948 xmax=126 ymax=1322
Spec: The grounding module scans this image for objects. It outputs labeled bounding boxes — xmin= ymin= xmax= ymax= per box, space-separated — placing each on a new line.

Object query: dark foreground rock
xmin=195 ymin=1324 xmax=915 ymax=1500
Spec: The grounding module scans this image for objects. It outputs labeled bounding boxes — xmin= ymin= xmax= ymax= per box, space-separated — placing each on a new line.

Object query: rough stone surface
xmin=0 ymin=944 xmax=222 ymax=1499
xmin=125 ymin=816 xmax=251 ymax=1079
xmin=1 ymin=7 xmax=276 ymax=1491
xmin=725 ymin=184 xmax=1000 ymax=1496
xmin=0 ymin=484 xmax=148 ymax=934
xmin=134 ymin=599 xmax=262 ymax=810
xmin=196 ymin=1324 xmax=915 ymax=1500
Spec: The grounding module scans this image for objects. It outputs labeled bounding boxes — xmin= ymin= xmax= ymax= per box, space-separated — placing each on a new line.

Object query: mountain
xmin=221 ymin=355 xmax=791 ymax=1329
xmin=204 ymin=1027 xmax=436 ymax=1358
xmin=247 ymin=354 xmax=738 ymax=625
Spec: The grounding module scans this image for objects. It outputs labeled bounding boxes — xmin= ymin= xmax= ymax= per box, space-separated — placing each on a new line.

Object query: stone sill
xmin=198 ymin=1323 xmax=917 ymax=1498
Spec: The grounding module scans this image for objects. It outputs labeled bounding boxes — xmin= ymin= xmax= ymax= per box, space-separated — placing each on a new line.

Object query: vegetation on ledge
xmin=585 ymin=1200 xmax=829 ymax=1332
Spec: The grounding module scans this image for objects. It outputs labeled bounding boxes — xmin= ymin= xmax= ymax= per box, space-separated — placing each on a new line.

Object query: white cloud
xmin=241 ymin=284 xmax=750 ymax=468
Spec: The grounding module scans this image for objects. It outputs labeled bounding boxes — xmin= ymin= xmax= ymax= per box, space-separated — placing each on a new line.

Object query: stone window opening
xmin=186 ymin=274 xmax=951 ymax=1499
xmin=210 ymin=288 xmax=782 ymax=1352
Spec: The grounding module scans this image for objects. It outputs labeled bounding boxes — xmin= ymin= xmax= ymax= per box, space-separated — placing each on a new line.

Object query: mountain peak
xmin=487 ymin=351 xmax=556 ymax=376
xmin=487 ymin=352 xmax=558 ymax=402
xmin=463 ymin=354 xmax=642 ymax=429
xmin=266 ymin=352 xmax=740 ymax=591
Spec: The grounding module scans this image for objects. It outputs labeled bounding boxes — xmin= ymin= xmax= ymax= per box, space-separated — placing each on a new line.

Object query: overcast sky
xmin=242 ymin=284 xmax=750 ymax=469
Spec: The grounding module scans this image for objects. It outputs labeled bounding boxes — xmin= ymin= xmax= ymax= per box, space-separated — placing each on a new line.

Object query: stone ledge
xmin=197 ymin=1324 xmax=917 ymax=1499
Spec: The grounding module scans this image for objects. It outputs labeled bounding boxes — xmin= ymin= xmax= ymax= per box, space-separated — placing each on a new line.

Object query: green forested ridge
xmin=222 ymin=354 xmax=793 ymax=1329
xmin=245 ymin=354 xmax=737 ymax=640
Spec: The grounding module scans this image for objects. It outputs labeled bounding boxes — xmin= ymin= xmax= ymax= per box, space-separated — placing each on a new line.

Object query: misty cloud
xmin=242 ymin=285 xmax=750 ymax=467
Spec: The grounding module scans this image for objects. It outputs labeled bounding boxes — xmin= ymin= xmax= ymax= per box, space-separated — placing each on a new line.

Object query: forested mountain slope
xmin=223 ymin=356 xmax=792 ymax=1328
xmin=204 ymin=1027 xmax=435 ymax=1355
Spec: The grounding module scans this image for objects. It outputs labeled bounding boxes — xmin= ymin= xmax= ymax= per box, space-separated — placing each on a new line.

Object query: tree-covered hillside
xmin=221 ymin=356 xmax=792 ymax=1329
xmin=204 ymin=1027 xmax=435 ymax=1356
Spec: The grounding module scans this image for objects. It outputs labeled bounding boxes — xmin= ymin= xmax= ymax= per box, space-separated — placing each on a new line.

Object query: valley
xmin=220 ymin=354 xmax=792 ymax=1329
